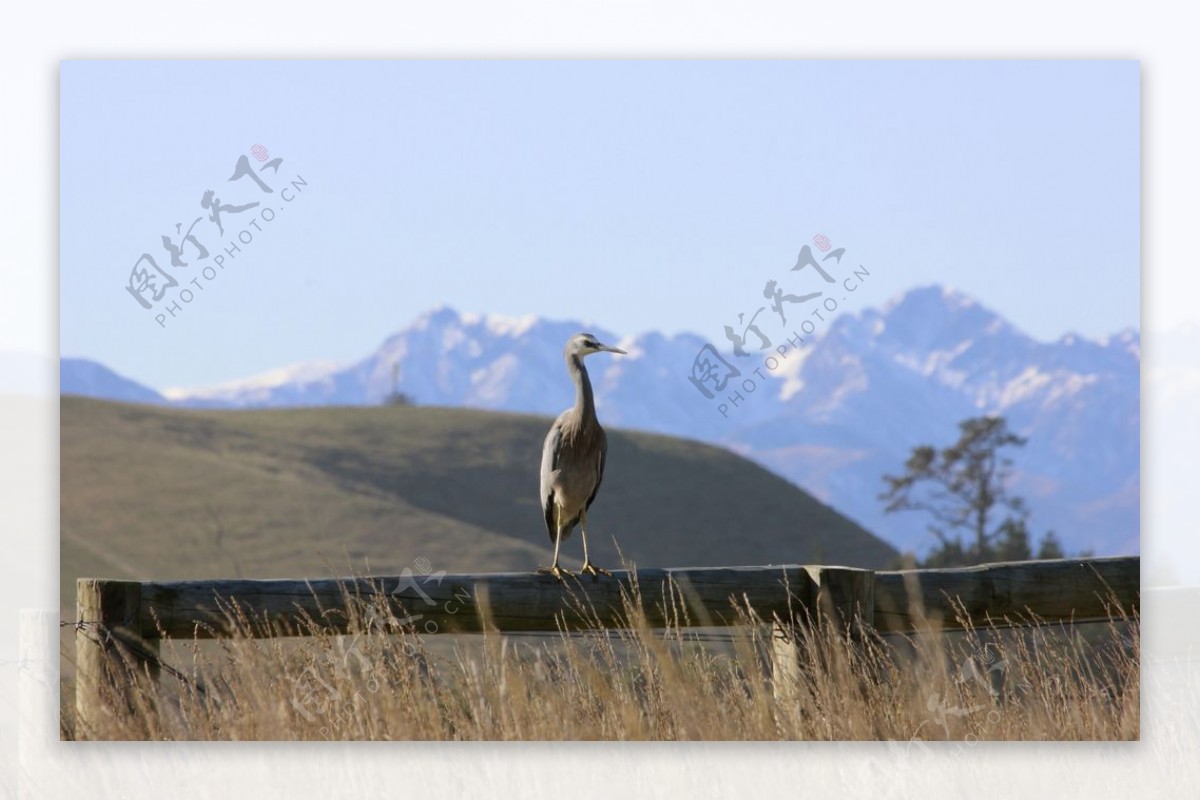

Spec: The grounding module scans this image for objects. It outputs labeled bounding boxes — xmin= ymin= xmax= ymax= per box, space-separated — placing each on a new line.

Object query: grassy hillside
xmin=61 ymin=396 xmax=897 ymax=615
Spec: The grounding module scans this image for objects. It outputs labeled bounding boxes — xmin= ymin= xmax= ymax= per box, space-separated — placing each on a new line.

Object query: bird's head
xmin=567 ymin=332 xmax=627 ymax=358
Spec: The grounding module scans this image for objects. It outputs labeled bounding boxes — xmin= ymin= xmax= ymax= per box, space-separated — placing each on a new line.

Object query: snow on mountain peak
xmin=488 ymin=313 xmax=540 ymax=338
xmin=413 ymin=305 xmax=461 ymax=330
xmin=456 ymin=311 xmax=542 ymax=338
xmin=883 ymin=284 xmax=977 ymax=313
xmin=163 ymin=360 xmax=344 ymax=401
xmin=879 ymin=285 xmax=1005 ymax=345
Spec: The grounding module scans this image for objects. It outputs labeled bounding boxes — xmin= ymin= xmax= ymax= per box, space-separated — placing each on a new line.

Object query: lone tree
xmin=385 ymin=361 xmax=415 ymax=406
xmin=384 ymin=390 xmax=415 ymax=406
xmin=881 ymin=415 xmax=1052 ymax=567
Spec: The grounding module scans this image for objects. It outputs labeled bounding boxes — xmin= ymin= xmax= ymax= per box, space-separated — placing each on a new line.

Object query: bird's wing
xmin=584 ymin=427 xmax=607 ymax=511
xmin=540 ymin=422 xmax=563 ymax=542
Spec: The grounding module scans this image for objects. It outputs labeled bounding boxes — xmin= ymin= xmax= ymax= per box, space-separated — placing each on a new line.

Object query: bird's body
xmin=538 ymin=333 xmax=625 ymax=579
xmin=541 ymin=407 xmax=607 ymax=541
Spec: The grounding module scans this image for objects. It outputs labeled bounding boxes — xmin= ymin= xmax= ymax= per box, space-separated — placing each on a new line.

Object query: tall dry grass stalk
xmin=62 ymin=577 xmax=1138 ymax=741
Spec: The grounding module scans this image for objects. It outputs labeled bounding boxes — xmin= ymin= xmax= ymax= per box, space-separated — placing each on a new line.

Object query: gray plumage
xmin=538 ymin=332 xmax=626 ymax=579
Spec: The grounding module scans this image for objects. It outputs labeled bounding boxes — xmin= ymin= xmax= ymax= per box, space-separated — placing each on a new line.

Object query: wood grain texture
xmin=76 ymin=578 xmax=158 ymax=739
xmin=871 ymin=556 xmax=1139 ymax=632
xmin=137 ymin=565 xmax=821 ymax=639
xmin=79 ymin=556 xmax=1139 ymax=641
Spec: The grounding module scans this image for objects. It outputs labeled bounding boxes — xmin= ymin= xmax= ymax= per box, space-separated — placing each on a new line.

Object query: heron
xmin=538 ymin=332 xmax=626 ymax=580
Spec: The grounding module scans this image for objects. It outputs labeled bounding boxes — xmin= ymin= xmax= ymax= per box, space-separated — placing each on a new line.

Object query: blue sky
xmin=60 ymin=60 xmax=1139 ymax=390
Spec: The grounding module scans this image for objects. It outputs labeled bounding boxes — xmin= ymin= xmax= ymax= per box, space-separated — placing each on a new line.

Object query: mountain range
xmin=61 ymin=285 xmax=1140 ymax=557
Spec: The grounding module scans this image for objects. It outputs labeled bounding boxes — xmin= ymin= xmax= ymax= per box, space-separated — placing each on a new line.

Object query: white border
xmin=3 ymin=2 xmax=1196 ymax=797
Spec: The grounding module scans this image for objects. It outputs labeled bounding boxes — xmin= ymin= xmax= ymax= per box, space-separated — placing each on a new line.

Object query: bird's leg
xmin=578 ymin=509 xmax=611 ymax=580
xmin=537 ymin=505 xmax=574 ymax=581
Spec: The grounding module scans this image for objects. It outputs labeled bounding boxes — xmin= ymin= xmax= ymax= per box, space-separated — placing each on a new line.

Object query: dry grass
xmin=62 ymin=579 xmax=1139 ymax=742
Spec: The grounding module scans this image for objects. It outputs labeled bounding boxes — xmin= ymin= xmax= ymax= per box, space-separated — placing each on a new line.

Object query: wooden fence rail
xmin=74 ymin=556 xmax=1139 ymax=736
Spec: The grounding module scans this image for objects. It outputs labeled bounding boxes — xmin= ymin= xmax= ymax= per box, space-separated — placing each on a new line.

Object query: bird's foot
xmin=579 ymin=561 xmax=612 ymax=581
xmin=537 ymin=565 xmax=575 ymax=582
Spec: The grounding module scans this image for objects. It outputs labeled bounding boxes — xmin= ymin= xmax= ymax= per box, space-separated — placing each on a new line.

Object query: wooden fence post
xmin=814 ymin=566 xmax=875 ymax=640
xmin=75 ymin=579 xmax=159 ymax=739
xmin=772 ymin=566 xmax=874 ymax=702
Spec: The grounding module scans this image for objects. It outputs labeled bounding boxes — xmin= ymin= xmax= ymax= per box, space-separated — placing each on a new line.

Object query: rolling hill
xmin=60 ymin=396 xmax=897 ymax=617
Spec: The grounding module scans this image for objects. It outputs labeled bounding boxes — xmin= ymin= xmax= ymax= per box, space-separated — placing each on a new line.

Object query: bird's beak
xmin=601 ymin=344 xmax=627 ymax=355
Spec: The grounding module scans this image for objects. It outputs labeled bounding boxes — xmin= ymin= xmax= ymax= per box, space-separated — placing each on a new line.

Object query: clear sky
xmin=60 ymin=60 xmax=1139 ymax=390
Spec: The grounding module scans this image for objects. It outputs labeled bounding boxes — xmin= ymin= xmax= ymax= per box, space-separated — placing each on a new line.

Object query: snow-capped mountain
xmin=61 ymin=286 xmax=1140 ymax=557
xmin=161 ymin=360 xmax=349 ymax=408
xmin=721 ymin=287 xmax=1139 ymax=557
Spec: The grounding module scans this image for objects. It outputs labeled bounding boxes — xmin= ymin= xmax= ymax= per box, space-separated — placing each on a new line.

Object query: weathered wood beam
xmin=136 ymin=565 xmax=819 ymax=639
xmin=872 ymin=556 xmax=1139 ymax=632
xmin=80 ymin=556 xmax=1139 ymax=643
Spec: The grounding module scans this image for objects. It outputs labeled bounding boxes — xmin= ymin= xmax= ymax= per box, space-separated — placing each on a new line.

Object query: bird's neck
xmin=567 ymin=353 xmax=596 ymax=423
